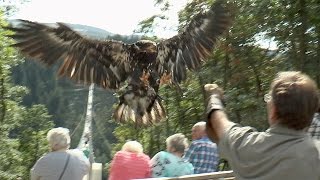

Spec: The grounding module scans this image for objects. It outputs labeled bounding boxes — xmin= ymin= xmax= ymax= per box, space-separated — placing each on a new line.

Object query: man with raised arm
xmin=204 ymin=71 xmax=320 ymax=180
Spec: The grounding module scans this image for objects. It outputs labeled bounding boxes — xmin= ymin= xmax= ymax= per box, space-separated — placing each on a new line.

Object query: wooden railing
xmin=137 ymin=171 xmax=235 ymax=180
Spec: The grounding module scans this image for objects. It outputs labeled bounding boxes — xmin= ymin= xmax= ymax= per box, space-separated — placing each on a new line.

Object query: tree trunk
xmin=223 ymin=34 xmax=231 ymax=89
xmin=164 ymin=86 xmax=170 ymax=138
xmin=0 ymin=66 xmax=5 ymax=122
xmin=315 ymin=23 xmax=320 ymax=85
xmin=197 ymin=74 xmax=207 ymax=120
xmin=297 ymin=0 xmax=308 ymax=71
xmin=148 ymin=127 xmax=154 ymax=155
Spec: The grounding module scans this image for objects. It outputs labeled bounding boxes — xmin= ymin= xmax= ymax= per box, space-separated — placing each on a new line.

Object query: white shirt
xmin=30 ymin=149 xmax=90 ymax=180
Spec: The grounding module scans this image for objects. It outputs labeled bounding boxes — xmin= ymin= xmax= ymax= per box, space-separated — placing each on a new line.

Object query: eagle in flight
xmin=6 ymin=0 xmax=232 ymax=125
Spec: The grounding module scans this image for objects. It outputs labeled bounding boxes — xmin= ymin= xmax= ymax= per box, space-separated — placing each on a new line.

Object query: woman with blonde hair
xmin=109 ymin=140 xmax=151 ymax=180
xmin=31 ymin=127 xmax=89 ymax=180
xmin=151 ymin=133 xmax=194 ymax=177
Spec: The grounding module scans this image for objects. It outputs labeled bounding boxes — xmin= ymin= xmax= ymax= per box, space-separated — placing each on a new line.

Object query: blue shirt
xmin=308 ymin=113 xmax=320 ymax=140
xmin=183 ymin=137 xmax=219 ymax=174
xmin=151 ymin=151 xmax=194 ymax=177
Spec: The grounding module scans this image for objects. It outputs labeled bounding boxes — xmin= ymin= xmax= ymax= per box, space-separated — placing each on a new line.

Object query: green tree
xmin=15 ymin=105 xmax=54 ymax=179
xmin=0 ymin=10 xmax=24 ymax=179
xmin=0 ymin=10 xmax=54 ymax=179
xmin=255 ymin=0 xmax=320 ymax=82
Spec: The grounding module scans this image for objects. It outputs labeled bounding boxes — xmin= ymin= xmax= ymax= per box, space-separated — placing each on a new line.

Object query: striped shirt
xmin=183 ymin=137 xmax=219 ymax=174
xmin=308 ymin=113 xmax=320 ymax=140
xmin=109 ymin=151 xmax=151 ymax=180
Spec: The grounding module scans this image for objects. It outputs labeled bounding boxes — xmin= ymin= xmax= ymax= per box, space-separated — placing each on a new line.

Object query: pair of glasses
xmin=264 ymin=93 xmax=272 ymax=103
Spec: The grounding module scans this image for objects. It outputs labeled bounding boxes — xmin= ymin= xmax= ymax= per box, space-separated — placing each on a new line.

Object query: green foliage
xmin=15 ymin=105 xmax=54 ymax=179
xmin=254 ymin=0 xmax=320 ymax=82
xmin=0 ymin=11 xmax=54 ymax=179
xmin=0 ymin=100 xmax=54 ymax=179
xmin=134 ymin=15 xmax=167 ymax=35
xmin=0 ymin=11 xmax=23 ymax=179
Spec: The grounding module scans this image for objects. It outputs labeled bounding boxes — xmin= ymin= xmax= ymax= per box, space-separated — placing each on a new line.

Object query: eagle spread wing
xmin=156 ymin=0 xmax=232 ymax=84
xmin=5 ymin=0 xmax=232 ymax=125
xmin=6 ymin=20 xmax=132 ymax=90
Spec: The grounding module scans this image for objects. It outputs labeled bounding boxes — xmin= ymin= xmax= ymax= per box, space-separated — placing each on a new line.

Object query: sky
xmin=10 ymin=0 xmax=277 ymax=49
xmin=12 ymin=0 xmax=188 ymax=38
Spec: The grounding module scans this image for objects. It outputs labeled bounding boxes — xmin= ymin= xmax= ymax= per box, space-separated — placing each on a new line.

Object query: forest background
xmin=1 ymin=0 xmax=319 ymax=179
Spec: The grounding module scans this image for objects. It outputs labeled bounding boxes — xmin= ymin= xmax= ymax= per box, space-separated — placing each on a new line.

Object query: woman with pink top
xmin=108 ymin=141 xmax=151 ymax=180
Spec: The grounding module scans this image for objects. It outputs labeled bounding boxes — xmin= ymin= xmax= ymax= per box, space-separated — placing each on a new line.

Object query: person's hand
xmin=204 ymin=84 xmax=224 ymax=100
xmin=204 ymin=84 xmax=224 ymax=119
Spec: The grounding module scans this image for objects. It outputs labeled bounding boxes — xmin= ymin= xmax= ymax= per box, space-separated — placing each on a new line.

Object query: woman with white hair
xmin=151 ymin=133 xmax=194 ymax=177
xmin=31 ymin=127 xmax=90 ymax=180
xmin=109 ymin=140 xmax=151 ymax=180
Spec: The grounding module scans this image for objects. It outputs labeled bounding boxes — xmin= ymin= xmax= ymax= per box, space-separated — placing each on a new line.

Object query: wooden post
xmin=90 ymin=163 xmax=102 ymax=180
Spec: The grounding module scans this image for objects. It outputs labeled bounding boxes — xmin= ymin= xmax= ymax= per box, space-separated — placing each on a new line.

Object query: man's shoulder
xmin=34 ymin=153 xmax=51 ymax=165
xmin=223 ymin=124 xmax=260 ymax=140
xmin=218 ymin=124 xmax=265 ymax=151
xmin=40 ymin=151 xmax=66 ymax=160
xmin=191 ymin=138 xmax=217 ymax=148
xmin=193 ymin=137 xmax=212 ymax=143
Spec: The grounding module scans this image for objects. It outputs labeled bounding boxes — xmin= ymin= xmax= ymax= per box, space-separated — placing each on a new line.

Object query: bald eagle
xmin=5 ymin=0 xmax=232 ymax=125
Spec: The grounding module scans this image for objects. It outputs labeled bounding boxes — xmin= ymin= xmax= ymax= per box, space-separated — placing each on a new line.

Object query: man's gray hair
xmin=47 ymin=127 xmax=70 ymax=151
xmin=193 ymin=121 xmax=206 ymax=129
xmin=166 ymin=133 xmax=189 ymax=153
xmin=271 ymin=71 xmax=319 ymax=130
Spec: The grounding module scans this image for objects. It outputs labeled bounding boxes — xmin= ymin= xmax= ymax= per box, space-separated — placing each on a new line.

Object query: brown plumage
xmin=5 ymin=0 xmax=232 ymax=125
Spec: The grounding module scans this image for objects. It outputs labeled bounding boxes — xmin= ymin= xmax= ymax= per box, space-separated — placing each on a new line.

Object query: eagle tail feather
xmin=113 ymin=99 xmax=166 ymax=126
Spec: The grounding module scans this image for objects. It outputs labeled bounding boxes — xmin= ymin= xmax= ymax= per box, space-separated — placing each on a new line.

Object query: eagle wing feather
xmin=156 ymin=0 xmax=232 ymax=84
xmin=6 ymin=20 xmax=133 ymax=90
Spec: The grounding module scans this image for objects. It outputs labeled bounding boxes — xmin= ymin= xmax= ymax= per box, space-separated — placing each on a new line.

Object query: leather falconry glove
xmin=204 ymin=84 xmax=225 ymax=119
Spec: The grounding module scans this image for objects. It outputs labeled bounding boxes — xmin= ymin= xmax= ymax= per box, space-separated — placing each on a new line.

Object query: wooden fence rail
xmin=136 ymin=171 xmax=235 ymax=180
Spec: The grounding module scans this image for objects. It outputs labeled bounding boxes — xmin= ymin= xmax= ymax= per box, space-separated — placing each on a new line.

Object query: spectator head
xmin=166 ymin=133 xmax=189 ymax=154
xmin=47 ymin=127 xmax=71 ymax=151
xmin=121 ymin=141 xmax=143 ymax=153
xmin=192 ymin=121 xmax=207 ymax=140
xmin=267 ymin=71 xmax=319 ymax=130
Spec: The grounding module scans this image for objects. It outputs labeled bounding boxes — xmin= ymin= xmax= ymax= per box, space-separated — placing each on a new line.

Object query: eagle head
xmin=135 ymin=40 xmax=157 ymax=54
